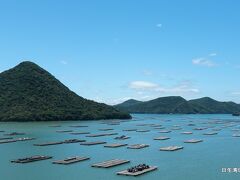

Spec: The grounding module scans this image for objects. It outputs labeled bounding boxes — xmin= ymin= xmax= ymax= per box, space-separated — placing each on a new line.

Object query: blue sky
xmin=0 ymin=0 xmax=240 ymax=104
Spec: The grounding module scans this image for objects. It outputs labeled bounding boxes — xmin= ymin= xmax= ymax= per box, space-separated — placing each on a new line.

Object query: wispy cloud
xmin=60 ymin=60 xmax=68 ymax=65
xmin=192 ymin=58 xmax=216 ymax=67
xmin=156 ymin=23 xmax=162 ymax=28
xmin=209 ymin=53 xmax=217 ymax=57
xmin=230 ymin=91 xmax=240 ymax=96
xmin=129 ymin=80 xmax=199 ymax=94
xmin=142 ymin=70 xmax=153 ymax=76
xmin=129 ymin=81 xmax=158 ymax=90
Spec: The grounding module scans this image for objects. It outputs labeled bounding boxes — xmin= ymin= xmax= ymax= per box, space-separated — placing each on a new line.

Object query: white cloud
xmin=230 ymin=92 xmax=240 ymax=96
xmin=60 ymin=60 xmax=68 ymax=65
xmin=129 ymin=81 xmax=159 ymax=90
xmin=192 ymin=58 xmax=216 ymax=67
xmin=209 ymin=53 xmax=217 ymax=57
xmin=156 ymin=23 xmax=162 ymax=28
xmin=142 ymin=70 xmax=153 ymax=76
xmin=129 ymin=80 xmax=199 ymax=94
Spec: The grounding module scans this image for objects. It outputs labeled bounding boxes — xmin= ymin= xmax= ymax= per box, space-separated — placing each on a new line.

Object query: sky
xmin=0 ymin=0 xmax=240 ymax=105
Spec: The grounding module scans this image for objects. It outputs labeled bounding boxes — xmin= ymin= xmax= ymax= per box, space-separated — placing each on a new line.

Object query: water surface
xmin=0 ymin=114 xmax=240 ymax=180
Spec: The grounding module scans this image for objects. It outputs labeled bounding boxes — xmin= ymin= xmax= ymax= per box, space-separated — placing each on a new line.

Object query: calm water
xmin=1 ymin=114 xmax=240 ymax=180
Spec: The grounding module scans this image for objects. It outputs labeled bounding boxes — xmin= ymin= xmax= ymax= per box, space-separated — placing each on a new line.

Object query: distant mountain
xmin=115 ymin=96 xmax=240 ymax=114
xmin=0 ymin=61 xmax=131 ymax=121
xmin=116 ymin=99 xmax=142 ymax=108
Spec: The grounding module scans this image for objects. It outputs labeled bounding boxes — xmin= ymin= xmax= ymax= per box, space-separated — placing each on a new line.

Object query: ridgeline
xmin=115 ymin=96 xmax=240 ymax=114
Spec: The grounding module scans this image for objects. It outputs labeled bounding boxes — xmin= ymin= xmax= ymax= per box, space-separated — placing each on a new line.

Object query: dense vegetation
xmin=115 ymin=96 xmax=240 ymax=114
xmin=0 ymin=61 xmax=131 ymax=121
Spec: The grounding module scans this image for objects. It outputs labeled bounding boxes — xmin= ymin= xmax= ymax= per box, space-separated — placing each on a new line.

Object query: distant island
xmin=115 ymin=96 xmax=240 ymax=114
xmin=0 ymin=61 xmax=131 ymax=121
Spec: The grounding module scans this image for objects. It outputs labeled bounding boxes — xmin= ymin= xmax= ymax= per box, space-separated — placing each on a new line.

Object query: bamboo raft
xmin=56 ymin=130 xmax=73 ymax=133
xmin=114 ymin=135 xmax=130 ymax=140
xmin=4 ymin=132 xmax=25 ymax=136
xmin=159 ymin=130 xmax=171 ymax=133
xmin=127 ymin=144 xmax=149 ymax=149
xmin=160 ymin=146 xmax=184 ymax=151
xmin=53 ymin=156 xmax=90 ymax=165
xmin=0 ymin=137 xmax=13 ymax=140
xmin=154 ymin=136 xmax=170 ymax=140
xmin=104 ymin=143 xmax=128 ymax=148
xmin=0 ymin=137 xmax=35 ymax=144
xmin=181 ymin=131 xmax=193 ymax=135
xmin=34 ymin=141 xmax=63 ymax=146
xmin=117 ymin=166 xmax=157 ymax=176
xmin=193 ymin=127 xmax=207 ymax=131
xmin=122 ymin=129 xmax=137 ymax=132
xmin=80 ymin=141 xmax=106 ymax=146
xmin=69 ymin=125 xmax=88 ymax=128
xmin=203 ymin=132 xmax=218 ymax=135
xmin=92 ymin=159 xmax=130 ymax=168
xmin=184 ymin=139 xmax=203 ymax=143
xmin=232 ymin=134 xmax=240 ymax=137
xmin=136 ymin=130 xmax=150 ymax=132
xmin=70 ymin=132 xmax=90 ymax=135
xmin=98 ymin=128 xmax=114 ymax=131
xmin=34 ymin=139 xmax=85 ymax=146
xmin=11 ymin=155 xmax=52 ymax=163
xmin=86 ymin=133 xmax=118 ymax=137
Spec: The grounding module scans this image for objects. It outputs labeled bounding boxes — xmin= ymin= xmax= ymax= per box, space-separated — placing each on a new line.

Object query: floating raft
xmin=4 ymin=132 xmax=25 ymax=136
xmin=0 ymin=137 xmax=13 ymax=140
xmin=154 ymin=127 xmax=165 ymax=130
xmin=34 ymin=139 xmax=85 ymax=146
xmin=56 ymin=130 xmax=73 ymax=133
xmin=80 ymin=141 xmax=106 ymax=146
xmin=69 ymin=125 xmax=88 ymax=128
xmin=70 ymin=132 xmax=90 ymax=135
xmin=171 ymin=127 xmax=182 ymax=130
xmin=136 ymin=130 xmax=150 ymax=132
xmin=53 ymin=156 xmax=90 ymax=165
xmin=159 ymin=130 xmax=171 ymax=133
xmin=86 ymin=133 xmax=118 ymax=137
xmin=117 ymin=166 xmax=157 ymax=176
xmin=160 ymin=146 xmax=184 ymax=151
xmin=92 ymin=159 xmax=130 ymax=168
xmin=34 ymin=141 xmax=63 ymax=146
xmin=154 ymin=136 xmax=170 ymax=140
xmin=11 ymin=155 xmax=52 ymax=163
xmin=104 ymin=143 xmax=128 ymax=148
xmin=181 ymin=131 xmax=193 ymax=135
xmin=127 ymin=144 xmax=149 ymax=149
xmin=184 ymin=139 xmax=203 ymax=143
xmin=0 ymin=137 xmax=35 ymax=144
xmin=150 ymin=124 xmax=162 ymax=127
xmin=63 ymin=139 xmax=86 ymax=144
xmin=194 ymin=127 xmax=207 ymax=130
xmin=98 ymin=128 xmax=114 ymax=131
xmin=233 ymin=134 xmax=240 ymax=137
xmin=114 ymin=135 xmax=130 ymax=140
xmin=203 ymin=132 xmax=218 ymax=135
xmin=122 ymin=129 xmax=137 ymax=132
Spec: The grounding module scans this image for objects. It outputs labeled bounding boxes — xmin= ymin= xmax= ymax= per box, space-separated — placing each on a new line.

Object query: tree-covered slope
xmin=115 ymin=96 xmax=196 ymax=114
xmin=115 ymin=96 xmax=240 ymax=114
xmin=189 ymin=97 xmax=240 ymax=114
xmin=0 ymin=61 xmax=131 ymax=121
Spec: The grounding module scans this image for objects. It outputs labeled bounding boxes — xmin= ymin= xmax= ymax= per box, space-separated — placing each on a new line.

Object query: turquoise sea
xmin=1 ymin=114 xmax=240 ymax=180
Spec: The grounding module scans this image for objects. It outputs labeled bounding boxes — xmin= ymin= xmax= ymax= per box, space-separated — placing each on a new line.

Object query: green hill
xmin=0 ymin=61 xmax=131 ymax=121
xmin=115 ymin=96 xmax=240 ymax=114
